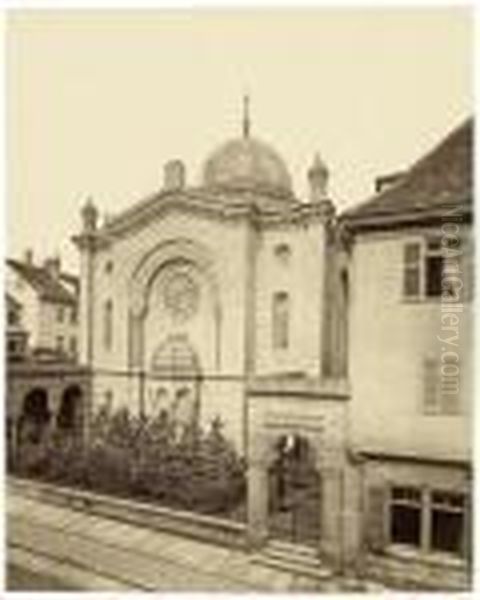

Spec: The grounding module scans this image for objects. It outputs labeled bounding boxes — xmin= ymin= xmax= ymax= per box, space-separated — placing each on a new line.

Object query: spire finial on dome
xmin=242 ymin=94 xmax=251 ymax=138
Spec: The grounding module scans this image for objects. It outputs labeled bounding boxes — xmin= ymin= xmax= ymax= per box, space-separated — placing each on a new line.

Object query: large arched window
xmin=103 ymin=299 xmax=113 ymax=350
xmin=272 ymin=291 xmax=289 ymax=350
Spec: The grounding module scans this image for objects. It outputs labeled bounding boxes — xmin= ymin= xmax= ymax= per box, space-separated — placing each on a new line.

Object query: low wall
xmin=9 ymin=476 xmax=247 ymax=550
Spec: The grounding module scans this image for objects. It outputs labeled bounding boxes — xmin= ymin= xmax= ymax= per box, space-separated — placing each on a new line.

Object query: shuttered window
xmin=423 ymin=355 xmax=461 ymax=415
xmin=403 ymin=243 xmax=421 ymax=297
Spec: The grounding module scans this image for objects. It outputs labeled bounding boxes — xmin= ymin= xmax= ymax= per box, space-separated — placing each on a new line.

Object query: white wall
xmin=349 ymin=227 xmax=472 ymax=461
xmin=254 ymin=220 xmax=326 ymax=377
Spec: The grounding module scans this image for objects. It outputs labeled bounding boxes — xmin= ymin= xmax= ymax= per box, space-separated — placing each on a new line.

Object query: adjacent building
xmin=6 ymin=251 xmax=80 ymax=360
xmin=342 ymin=118 xmax=473 ymax=587
xmin=5 ymin=252 xmax=89 ymax=469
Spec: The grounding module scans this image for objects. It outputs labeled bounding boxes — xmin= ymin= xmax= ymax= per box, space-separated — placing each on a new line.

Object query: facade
xmin=6 ymin=251 xmax=80 ymax=360
xmin=341 ymin=118 xmax=473 ymax=587
xmin=5 ymin=253 xmax=89 ymax=471
xmin=73 ymin=113 xmax=472 ymax=588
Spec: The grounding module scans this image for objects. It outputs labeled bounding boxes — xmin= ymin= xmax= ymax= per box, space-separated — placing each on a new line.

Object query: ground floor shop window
xmin=388 ymin=486 xmax=466 ymax=557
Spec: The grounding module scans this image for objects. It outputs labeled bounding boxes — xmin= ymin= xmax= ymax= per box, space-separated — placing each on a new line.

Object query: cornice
xmin=82 ymin=188 xmax=333 ymax=244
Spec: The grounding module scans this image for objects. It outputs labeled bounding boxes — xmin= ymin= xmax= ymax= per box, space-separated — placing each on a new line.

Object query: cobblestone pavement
xmin=6 ymin=485 xmax=383 ymax=592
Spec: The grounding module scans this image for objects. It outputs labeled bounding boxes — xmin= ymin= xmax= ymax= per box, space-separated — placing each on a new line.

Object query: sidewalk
xmin=7 ymin=485 xmax=320 ymax=591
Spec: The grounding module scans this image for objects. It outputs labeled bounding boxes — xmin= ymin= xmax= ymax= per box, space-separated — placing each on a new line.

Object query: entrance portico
xmin=246 ymin=375 xmax=361 ymax=571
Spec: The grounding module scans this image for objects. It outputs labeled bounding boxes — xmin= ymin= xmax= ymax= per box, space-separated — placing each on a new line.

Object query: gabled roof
xmin=342 ymin=117 xmax=473 ymax=231
xmin=6 ymin=259 xmax=79 ymax=305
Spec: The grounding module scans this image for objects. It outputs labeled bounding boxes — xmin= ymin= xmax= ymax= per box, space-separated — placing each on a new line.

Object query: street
xmin=6 ymin=484 xmax=321 ymax=591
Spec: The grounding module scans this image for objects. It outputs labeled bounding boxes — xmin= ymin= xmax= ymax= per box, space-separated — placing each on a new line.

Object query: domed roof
xmin=203 ymin=136 xmax=293 ymax=198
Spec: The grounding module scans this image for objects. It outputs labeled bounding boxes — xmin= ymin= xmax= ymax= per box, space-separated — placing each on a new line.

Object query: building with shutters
xmin=72 ymin=107 xmax=473 ymax=589
xmin=341 ymin=117 xmax=473 ymax=588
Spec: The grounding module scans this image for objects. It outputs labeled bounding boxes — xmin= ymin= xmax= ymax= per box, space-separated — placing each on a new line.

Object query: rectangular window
xmin=430 ymin=491 xmax=465 ymax=555
xmin=57 ymin=306 xmax=64 ymax=322
xmin=272 ymin=292 xmax=289 ymax=350
xmin=387 ymin=486 xmax=468 ymax=558
xmin=104 ymin=300 xmax=113 ymax=350
xmin=56 ymin=336 xmax=64 ymax=352
xmin=8 ymin=310 xmax=19 ymax=326
xmin=390 ymin=486 xmax=422 ymax=547
xmin=403 ymin=237 xmax=464 ymax=300
xmin=71 ymin=308 xmax=77 ymax=324
xmin=425 ymin=256 xmax=444 ymax=297
xmin=69 ymin=336 xmax=77 ymax=357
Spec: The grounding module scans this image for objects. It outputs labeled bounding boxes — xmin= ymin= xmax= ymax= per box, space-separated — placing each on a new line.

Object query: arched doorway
xmin=19 ymin=388 xmax=51 ymax=445
xmin=268 ymin=434 xmax=321 ymax=546
xmin=17 ymin=388 xmax=51 ymax=472
xmin=57 ymin=385 xmax=83 ymax=438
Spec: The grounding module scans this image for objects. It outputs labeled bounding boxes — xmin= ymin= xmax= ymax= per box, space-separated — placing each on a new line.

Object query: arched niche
xmin=127 ymin=238 xmax=222 ymax=370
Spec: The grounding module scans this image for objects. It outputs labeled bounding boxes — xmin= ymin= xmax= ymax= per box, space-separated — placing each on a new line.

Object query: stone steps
xmin=252 ymin=539 xmax=332 ymax=581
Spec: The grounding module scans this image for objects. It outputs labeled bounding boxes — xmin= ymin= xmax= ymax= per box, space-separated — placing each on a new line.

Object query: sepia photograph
xmin=3 ymin=3 xmax=474 ymax=593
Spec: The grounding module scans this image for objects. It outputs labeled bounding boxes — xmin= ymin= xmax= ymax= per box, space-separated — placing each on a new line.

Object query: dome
xmin=203 ymin=136 xmax=293 ymax=198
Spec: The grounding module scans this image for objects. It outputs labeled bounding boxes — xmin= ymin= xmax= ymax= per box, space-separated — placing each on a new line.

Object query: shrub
xmin=15 ymin=404 xmax=247 ymax=519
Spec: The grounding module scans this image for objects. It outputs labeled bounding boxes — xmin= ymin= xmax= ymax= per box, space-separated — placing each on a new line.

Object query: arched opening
xmin=57 ymin=385 xmax=83 ymax=436
xmin=150 ymin=334 xmax=201 ymax=436
xmin=268 ymin=434 xmax=321 ymax=546
xmin=20 ymin=388 xmax=51 ymax=445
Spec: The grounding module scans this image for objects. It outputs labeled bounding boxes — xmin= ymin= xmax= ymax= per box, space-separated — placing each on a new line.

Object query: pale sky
xmin=7 ymin=8 xmax=473 ymax=273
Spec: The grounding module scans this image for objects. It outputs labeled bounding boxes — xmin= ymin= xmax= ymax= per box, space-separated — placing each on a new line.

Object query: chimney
xmin=164 ymin=160 xmax=186 ymax=191
xmin=24 ymin=248 xmax=34 ymax=266
xmin=307 ymin=153 xmax=329 ymax=202
xmin=44 ymin=256 xmax=61 ymax=280
xmin=374 ymin=171 xmax=405 ymax=193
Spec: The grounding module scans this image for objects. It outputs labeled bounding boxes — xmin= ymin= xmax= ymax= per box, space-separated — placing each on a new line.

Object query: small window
xmin=57 ymin=306 xmax=65 ymax=323
xmin=390 ymin=486 xmax=422 ymax=548
xmin=70 ymin=308 xmax=78 ymax=324
xmin=69 ymin=336 xmax=77 ymax=357
xmin=431 ymin=491 xmax=465 ymax=555
xmin=272 ymin=292 xmax=289 ymax=350
xmin=274 ymin=243 xmax=291 ymax=264
xmin=105 ymin=260 xmax=113 ymax=274
xmin=8 ymin=339 xmax=17 ymax=354
xmin=403 ymin=237 xmax=461 ymax=300
xmin=8 ymin=309 xmax=19 ymax=326
xmin=103 ymin=300 xmax=113 ymax=350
